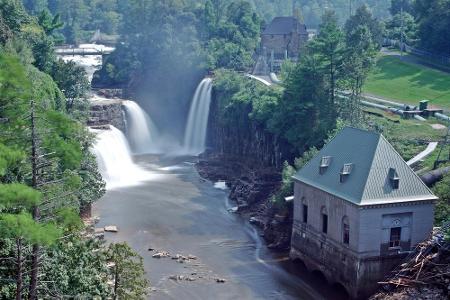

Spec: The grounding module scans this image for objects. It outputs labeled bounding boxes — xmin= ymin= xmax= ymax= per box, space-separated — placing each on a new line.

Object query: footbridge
xmin=55 ymin=45 xmax=114 ymax=56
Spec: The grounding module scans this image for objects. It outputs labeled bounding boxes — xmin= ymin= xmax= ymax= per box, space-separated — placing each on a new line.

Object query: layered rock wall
xmin=88 ymin=99 xmax=125 ymax=131
xmin=206 ymin=89 xmax=292 ymax=169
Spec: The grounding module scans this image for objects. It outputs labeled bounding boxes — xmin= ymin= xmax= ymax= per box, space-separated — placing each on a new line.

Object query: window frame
xmin=321 ymin=207 xmax=328 ymax=234
xmin=389 ymin=227 xmax=402 ymax=248
xmin=342 ymin=216 xmax=350 ymax=245
xmin=302 ymin=204 xmax=308 ymax=224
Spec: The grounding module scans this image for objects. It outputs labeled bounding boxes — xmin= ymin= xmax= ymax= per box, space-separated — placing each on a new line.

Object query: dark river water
xmin=94 ymin=155 xmax=345 ymax=300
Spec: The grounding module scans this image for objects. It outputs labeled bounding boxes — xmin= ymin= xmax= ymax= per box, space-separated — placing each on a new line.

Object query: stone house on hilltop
xmin=290 ymin=127 xmax=437 ymax=299
xmin=259 ymin=16 xmax=308 ymax=72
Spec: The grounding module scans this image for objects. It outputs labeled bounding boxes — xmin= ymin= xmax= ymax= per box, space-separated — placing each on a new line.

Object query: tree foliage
xmin=108 ymin=242 xmax=149 ymax=300
xmin=0 ymin=1 xmax=109 ymax=298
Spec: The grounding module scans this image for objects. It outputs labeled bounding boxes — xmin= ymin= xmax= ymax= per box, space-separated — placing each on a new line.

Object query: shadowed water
xmin=94 ymin=155 xmax=345 ymax=300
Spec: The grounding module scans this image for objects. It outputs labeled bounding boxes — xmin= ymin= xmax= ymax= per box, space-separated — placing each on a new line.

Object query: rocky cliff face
xmin=206 ymin=90 xmax=292 ymax=169
xmin=197 ymin=87 xmax=294 ymax=250
xmin=88 ymin=99 xmax=126 ymax=132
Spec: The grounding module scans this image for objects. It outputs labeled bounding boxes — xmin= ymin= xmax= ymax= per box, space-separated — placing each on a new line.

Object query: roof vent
xmin=340 ymin=163 xmax=353 ymax=183
xmin=389 ymin=168 xmax=400 ymax=189
xmin=319 ymin=156 xmax=332 ymax=174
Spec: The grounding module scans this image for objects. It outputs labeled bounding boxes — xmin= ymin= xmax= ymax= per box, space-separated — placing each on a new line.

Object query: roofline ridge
xmin=360 ymin=133 xmax=382 ymax=200
xmin=293 ymin=126 xmax=378 ymax=177
xmin=294 ymin=126 xmax=347 ymax=173
xmin=377 ymin=133 xmax=437 ymax=196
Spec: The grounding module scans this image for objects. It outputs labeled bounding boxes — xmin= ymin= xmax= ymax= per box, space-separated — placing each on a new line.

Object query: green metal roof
xmin=293 ymin=127 xmax=437 ymax=206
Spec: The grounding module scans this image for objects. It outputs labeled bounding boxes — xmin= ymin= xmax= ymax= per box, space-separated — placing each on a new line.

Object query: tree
xmin=51 ymin=59 xmax=89 ymax=115
xmin=269 ymin=53 xmax=334 ymax=152
xmin=0 ymin=183 xmax=60 ymax=300
xmin=41 ymin=236 xmax=111 ymax=298
xmin=344 ymin=5 xmax=384 ymax=47
xmin=432 ymin=174 xmax=450 ymax=226
xmin=341 ymin=7 xmax=379 ymax=125
xmin=414 ymin=0 xmax=450 ymax=55
xmin=386 ymin=11 xmax=417 ymax=44
xmin=108 ymin=243 xmax=149 ymax=300
xmin=308 ymin=11 xmax=345 ymax=108
xmin=390 ymin=0 xmax=414 ymax=15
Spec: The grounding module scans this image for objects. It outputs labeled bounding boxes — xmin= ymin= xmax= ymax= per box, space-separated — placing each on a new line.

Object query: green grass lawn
xmin=364 ymin=55 xmax=450 ymax=110
xmin=366 ymin=110 xmax=449 ymax=171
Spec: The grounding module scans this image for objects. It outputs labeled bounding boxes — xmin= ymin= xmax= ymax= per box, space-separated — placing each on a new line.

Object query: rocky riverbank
xmin=196 ymin=152 xmax=293 ymax=251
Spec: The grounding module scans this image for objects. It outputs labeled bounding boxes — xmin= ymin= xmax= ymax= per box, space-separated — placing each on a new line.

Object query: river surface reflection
xmin=94 ymin=155 xmax=347 ymax=300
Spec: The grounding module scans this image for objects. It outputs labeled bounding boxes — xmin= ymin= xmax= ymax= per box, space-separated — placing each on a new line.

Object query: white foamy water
xmin=90 ymin=125 xmax=154 ymax=189
xmin=122 ymin=100 xmax=159 ymax=154
xmin=183 ymin=78 xmax=213 ymax=155
xmin=214 ymin=181 xmax=227 ymax=190
xmin=57 ymin=44 xmax=114 ymax=82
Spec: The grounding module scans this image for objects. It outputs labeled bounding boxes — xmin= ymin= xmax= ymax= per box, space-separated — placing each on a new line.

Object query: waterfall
xmin=183 ymin=78 xmax=213 ymax=155
xmin=122 ymin=100 xmax=159 ymax=154
xmin=90 ymin=125 xmax=153 ymax=189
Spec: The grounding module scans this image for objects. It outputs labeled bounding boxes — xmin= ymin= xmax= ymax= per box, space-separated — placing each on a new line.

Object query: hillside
xmin=364 ymin=54 xmax=450 ymax=110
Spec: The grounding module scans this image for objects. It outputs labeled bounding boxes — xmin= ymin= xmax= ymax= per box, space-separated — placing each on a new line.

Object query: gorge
xmin=77 ymin=54 xmax=343 ymax=298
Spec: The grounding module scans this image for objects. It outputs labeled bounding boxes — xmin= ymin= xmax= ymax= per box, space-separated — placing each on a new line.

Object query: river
xmin=94 ymin=155 xmax=344 ymax=300
xmin=60 ymin=46 xmax=345 ymax=300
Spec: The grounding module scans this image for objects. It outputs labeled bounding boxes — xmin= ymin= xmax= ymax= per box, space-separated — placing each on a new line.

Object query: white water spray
xmin=90 ymin=125 xmax=153 ymax=189
xmin=122 ymin=100 xmax=159 ymax=154
xmin=183 ymin=78 xmax=213 ymax=155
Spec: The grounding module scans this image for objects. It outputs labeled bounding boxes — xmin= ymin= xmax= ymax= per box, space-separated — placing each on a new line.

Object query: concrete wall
xmin=292 ymin=181 xmax=360 ymax=250
xmin=290 ymin=181 xmax=435 ymax=299
xmin=358 ymin=202 xmax=435 ymax=256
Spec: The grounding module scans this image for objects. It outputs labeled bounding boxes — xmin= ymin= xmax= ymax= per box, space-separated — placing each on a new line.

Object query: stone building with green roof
xmin=290 ymin=127 xmax=437 ymax=299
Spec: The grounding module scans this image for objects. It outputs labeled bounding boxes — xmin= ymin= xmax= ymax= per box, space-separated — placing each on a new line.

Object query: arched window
xmin=301 ymin=197 xmax=308 ymax=223
xmin=321 ymin=207 xmax=328 ymax=234
xmin=342 ymin=216 xmax=350 ymax=245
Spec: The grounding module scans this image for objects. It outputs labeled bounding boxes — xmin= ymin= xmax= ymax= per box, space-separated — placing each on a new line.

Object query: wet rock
xmin=249 ymin=217 xmax=264 ymax=227
xmin=227 ymin=207 xmax=238 ymax=213
xmin=104 ymin=225 xmax=118 ymax=232
xmin=169 ymin=275 xmax=177 ymax=281
xmin=94 ymin=228 xmax=104 ymax=233
xmin=88 ymin=100 xmax=125 ymax=131
xmin=152 ymin=251 xmax=170 ymax=258
xmin=187 ymin=254 xmax=197 ymax=260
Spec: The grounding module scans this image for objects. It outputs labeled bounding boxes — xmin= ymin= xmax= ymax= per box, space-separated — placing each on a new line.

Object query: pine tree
xmin=0 ymin=183 xmax=60 ymax=300
xmin=308 ymin=11 xmax=345 ymax=109
xmin=108 ymin=243 xmax=149 ymax=300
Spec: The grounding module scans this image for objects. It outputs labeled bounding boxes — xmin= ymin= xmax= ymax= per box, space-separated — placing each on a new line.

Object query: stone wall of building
xmin=290 ymin=181 xmax=433 ymax=299
xmin=261 ymin=32 xmax=308 ymax=58
xmin=358 ymin=202 xmax=435 ymax=256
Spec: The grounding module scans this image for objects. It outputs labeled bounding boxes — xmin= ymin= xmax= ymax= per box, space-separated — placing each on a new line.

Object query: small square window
xmin=389 ymin=168 xmax=400 ymax=189
xmin=340 ymin=163 xmax=353 ymax=183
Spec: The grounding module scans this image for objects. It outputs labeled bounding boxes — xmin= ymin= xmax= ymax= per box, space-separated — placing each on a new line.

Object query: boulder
xmin=104 ymin=225 xmax=118 ymax=232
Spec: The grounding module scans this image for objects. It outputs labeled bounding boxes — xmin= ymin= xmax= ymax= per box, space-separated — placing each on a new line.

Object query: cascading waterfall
xmin=122 ymin=100 xmax=159 ymax=154
xmin=90 ymin=125 xmax=153 ymax=189
xmin=183 ymin=78 xmax=213 ymax=155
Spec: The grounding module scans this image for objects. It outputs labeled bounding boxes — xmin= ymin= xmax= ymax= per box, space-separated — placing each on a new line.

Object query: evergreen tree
xmin=308 ymin=11 xmax=345 ymax=109
xmin=108 ymin=243 xmax=149 ymax=300
xmin=341 ymin=6 xmax=380 ymax=125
